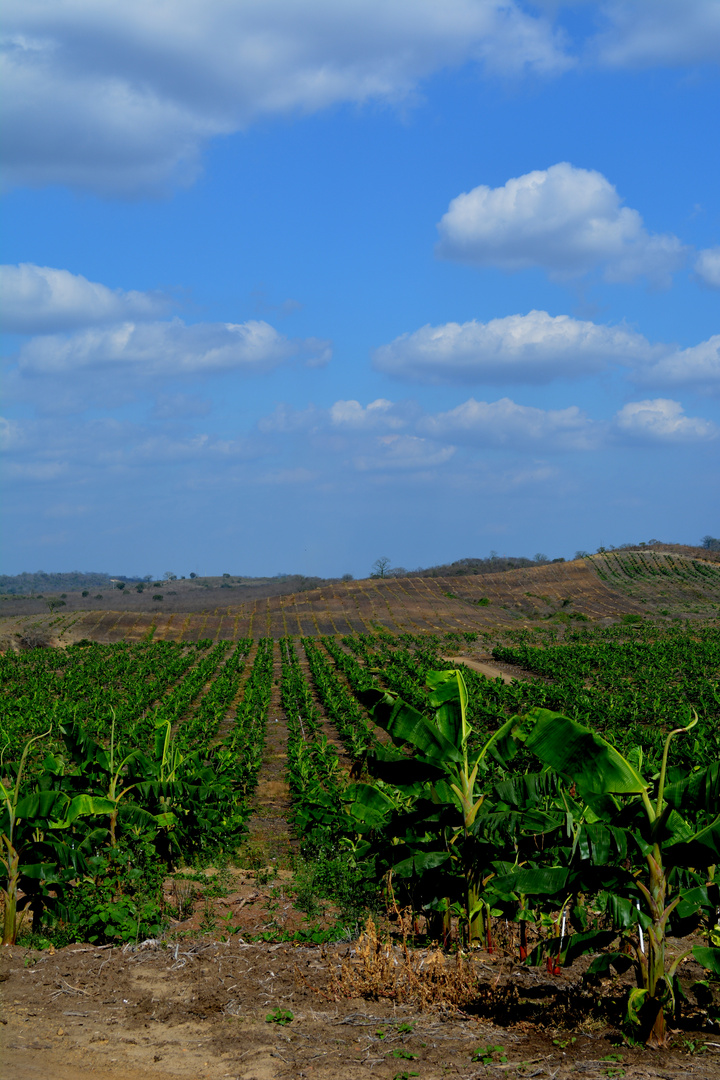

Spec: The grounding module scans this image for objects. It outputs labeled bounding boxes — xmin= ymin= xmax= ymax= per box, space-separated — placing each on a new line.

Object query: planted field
xmin=3 ymin=549 xmax=719 ymax=650
xmin=4 ymin=614 xmax=720 ymax=1075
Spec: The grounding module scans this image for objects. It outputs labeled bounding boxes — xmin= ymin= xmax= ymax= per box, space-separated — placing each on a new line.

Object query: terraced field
xmin=3 ymin=549 xmax=719 ymax=648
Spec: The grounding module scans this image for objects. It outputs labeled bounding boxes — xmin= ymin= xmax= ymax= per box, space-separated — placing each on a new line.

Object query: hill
xmin=1 ymin=546 xmax=719 ymax=648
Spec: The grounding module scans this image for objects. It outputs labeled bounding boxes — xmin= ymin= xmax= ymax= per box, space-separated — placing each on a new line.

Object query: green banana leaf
xmin=14 ymin=790 xmax=70 ymax=820
xmin=425 ymin=670 xmax=470 ymax=747
xmin=525 ymin=708 xmax=648 ymax=796
xmin=390 ymin=849 xmax=452 ymax=877
xmin=664 ymin=814 xmax=720 ymax=866
xmin=665 ymin=763 xmax=720 ymax=813
xmin=345 ymin=783 xmax=397 ymax=827
xmin=692 ymin=946 xmax=720 ymax=974
xmin=359 ymin=688 xmax=463 ymax=764
xmin=492 ymin=865 xmax=569 ymax=896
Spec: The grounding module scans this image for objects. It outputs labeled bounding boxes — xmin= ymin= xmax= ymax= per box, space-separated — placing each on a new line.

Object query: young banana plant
xmin=351 ymin=669 xmax=528 ymax=946
xmin=524 ymin=706 xmax=708 ymax=1047
xmin=1 ymin=730 xmax=51 ymax=945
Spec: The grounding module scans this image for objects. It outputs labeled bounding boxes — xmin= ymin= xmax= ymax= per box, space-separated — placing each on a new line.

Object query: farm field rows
xmin=4 ymin=550 xmax=720 ymax=650
xmin=4 ymin=608 xmax=720 ymax=1072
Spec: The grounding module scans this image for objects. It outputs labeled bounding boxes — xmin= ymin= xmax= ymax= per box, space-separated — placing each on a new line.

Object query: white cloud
xmin=328 ymin=399 xmax=407 ymax=430
xmin=421 ymin=396 xmax=599 ymax=450
xmin=4 ymin=461 xmax=68 ymax=481
xmin=0 ymin=263 xmax=169 ymax=334
xmin=635 ymin=335 xmax=720 ymax=391
xmin=0 ymin=416 xmax=24 ymax=451
xmin=614 ymin=398 xmax=718 ymax=442
xmin=152 ymin=393 xmax=212 ymax=419
xmin=373 ymin=310 xmax=654 ymax=384
xmin=695 ymin=248 xmax=720 ymax=289
xmin=354 ymin=434 xmax=455 ymax=471
xmin=593 ymin=1 xmax=720 ymax=68
xmin=3 ymin=1 xmax=569 ymax=196
xmin=436 ymin=162 xmax=686 ymax=285
xmin=16 ymin=318 xmax=331 ymax=377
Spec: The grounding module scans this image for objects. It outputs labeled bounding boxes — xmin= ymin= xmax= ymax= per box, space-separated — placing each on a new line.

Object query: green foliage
xmin=265 ymin=1008 xmax=293 ymax=1025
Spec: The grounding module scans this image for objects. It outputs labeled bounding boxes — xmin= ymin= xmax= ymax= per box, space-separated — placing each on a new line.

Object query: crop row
xmin=279 ymin=638 xmax=344 ymax=838
xmin=344 ymin=627 xmax=720 ymax=772
xmin=0 ymin=639 xmax=211 ymax=755
xmin=302 ymin=638 xmax=378 ymax=758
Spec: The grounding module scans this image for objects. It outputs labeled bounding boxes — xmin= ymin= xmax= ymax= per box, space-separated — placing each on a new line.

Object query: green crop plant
xmin=520 ymin=706 xmax=720 ymax=1047
xmin=349 ymin=669 xmax=531 ymax=946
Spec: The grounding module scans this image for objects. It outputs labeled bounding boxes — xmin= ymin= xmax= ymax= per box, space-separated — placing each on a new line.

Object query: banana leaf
xmin=664 ymin=763 xmax=720 ymax=813
xmin=345 ymin=783 xmax=397 ymax=827
xmin=663 ymin=814 xmax=720 ymax=866
xmin=492 ymin=865 xmax=569 ymax=896
xmin=359 ymin=688 xmax=463 ymax=763
xmin=693 ymin=946 xmax=720 ymax=974
xmin=525 ymin=708 xmax=648 ymax=796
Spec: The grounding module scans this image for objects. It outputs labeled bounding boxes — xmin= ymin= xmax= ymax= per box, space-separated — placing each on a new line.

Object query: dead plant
xmin=327 ymin=916 xmax=482 ymax=1010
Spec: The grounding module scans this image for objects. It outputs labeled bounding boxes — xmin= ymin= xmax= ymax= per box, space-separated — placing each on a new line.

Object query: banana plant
xmin=1 ymin=731 xmax=51 ymax=945
xmin=348 ymin=669 xmax=530 ymax=945
xmin=1 ymin=731 xmax=114 ymax=944
xmin=522 ymin=706 xmax=720 ymax=1047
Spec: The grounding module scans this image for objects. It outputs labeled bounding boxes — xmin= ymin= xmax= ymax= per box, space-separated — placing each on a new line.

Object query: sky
xmin=1 ymin=0 xmax=719 ymax=579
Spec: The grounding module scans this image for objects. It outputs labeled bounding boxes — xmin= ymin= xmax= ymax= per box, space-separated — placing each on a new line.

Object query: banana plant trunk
xmin=637 ymin=847 xmax=671 ymax=1047
xmin=1 ymin=844 xmax=19 ymax=946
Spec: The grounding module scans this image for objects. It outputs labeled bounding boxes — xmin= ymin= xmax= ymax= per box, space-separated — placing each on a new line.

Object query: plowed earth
xmin=3 ymin=937 xmax=719 ymax=1080
xmin=5 ymin=550 xmax=720 ymax=647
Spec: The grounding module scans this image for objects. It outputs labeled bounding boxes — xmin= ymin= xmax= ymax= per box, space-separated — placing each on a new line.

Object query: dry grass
xmin=324 ymin=917 xmax=495 ymax=1011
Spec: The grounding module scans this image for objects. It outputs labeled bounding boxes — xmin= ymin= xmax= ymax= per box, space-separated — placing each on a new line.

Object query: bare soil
xmin=3 ymin=936 xmax=718 ymax=1080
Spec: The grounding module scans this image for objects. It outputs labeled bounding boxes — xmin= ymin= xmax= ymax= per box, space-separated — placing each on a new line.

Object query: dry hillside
xmin=2 ymin=548 xmax=719 ymax=648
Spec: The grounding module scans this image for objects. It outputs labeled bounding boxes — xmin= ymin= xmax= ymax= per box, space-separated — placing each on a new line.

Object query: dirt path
xmin=2 ymin=939 xmax=714 ymax=1080
xmin=442 ymin=655 xmax=518 ymax=684
xmin=243 ymin=643 xmax=295 ymax=868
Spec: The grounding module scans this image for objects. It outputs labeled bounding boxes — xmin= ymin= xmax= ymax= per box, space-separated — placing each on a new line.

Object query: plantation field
xmin=3 ymin=583 xmax=720 ymax=1074
xmin=3 ymin=548 xmax=720 ymax=651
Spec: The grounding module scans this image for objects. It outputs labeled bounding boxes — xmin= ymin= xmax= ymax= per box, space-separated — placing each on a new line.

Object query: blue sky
xmin=2 ymin=1 xmax=719 ymax=578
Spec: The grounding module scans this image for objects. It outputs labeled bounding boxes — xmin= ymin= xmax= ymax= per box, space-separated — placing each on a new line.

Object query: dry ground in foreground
xmin=3 ymin=935 xmax=719 ymax=1080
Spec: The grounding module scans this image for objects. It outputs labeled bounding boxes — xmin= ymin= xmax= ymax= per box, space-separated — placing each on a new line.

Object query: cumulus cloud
xmin=328 ymin=399 xmax=409 ymax=431
xmin=354 ymin=434 xmax=455 ymax=471
xmin=593 ymin=0 xmax=720 ymax=68
xmin=436 ymin=162 xmax=686 ymax=285
xmin=16 ymin=318 xmax=331 ymax=377
xmin=3 ymin=1 xmax=569 ymax=195
xmin=0 ymin=263 xmax=170 ymax=334
xmin=421 ymin=397 xmax=599 ymax=450
xmin=614 ymin=399 xmax=718 ymax=442
xmin=0 ymin=413 xmax=266 ymax=488
xmin=373 ymin=310 xmax=654 ymax=384
xmin=635 ymin=336 xmax=720 ymax=392
xmin=695 ymin=248 xmax=720 ymax=289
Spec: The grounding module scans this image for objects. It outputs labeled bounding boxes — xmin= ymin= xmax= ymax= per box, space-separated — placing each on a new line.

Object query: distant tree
xmin=341 ymin=573 xmax=354 ymax=581
xmin=534 ymin=553 xmax=549 ymax=563
xmin=222 ymin=573 xmax=231 ymax=578
xmin=575 ymin=550 xmax=591 ymax=559
xmin=163 ymin=571 xmax=177 ymax=581
xmin=135 ymin=583 xmax=145 ymax=593
xmin=115 ymin=582 xmax=125 ymax=590
xmin=46 ymin=599 xmax=66 ymax=612
xmin=153 ymin=594 xmax=163 ymax=601
xmin=94 ymin=594 xmax=103 ymax=599
xmin=702 ymin=535 xmax=720 ymax=552
xmin=189 ymin=572 xmax=197 ymax=579
xmin=82 ymin=590 xmax=89 ymax=597
xmin=371 ymin=556 xmax=391 ymax=578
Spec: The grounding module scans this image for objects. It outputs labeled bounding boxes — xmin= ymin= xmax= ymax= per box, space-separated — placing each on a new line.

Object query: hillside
xmin=2 ymin=547 xmax=719 ymax=648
